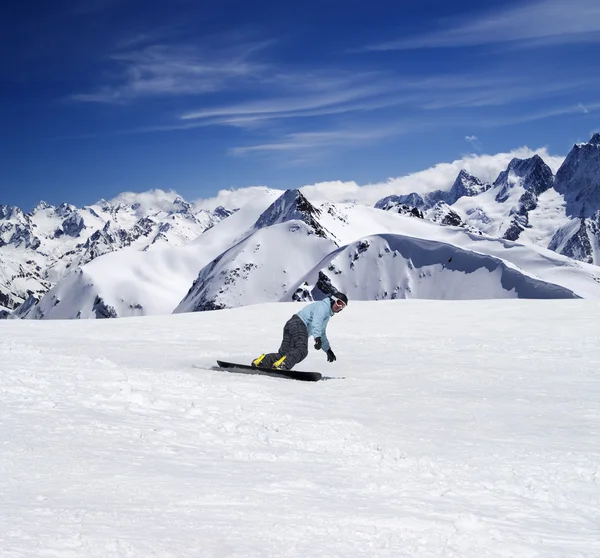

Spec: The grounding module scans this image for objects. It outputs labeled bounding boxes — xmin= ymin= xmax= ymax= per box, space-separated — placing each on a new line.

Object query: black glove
xmin=314 ymin=337 xmax=322 ymax=350
xmin=326 ymin=349 xmax=336 ymax=362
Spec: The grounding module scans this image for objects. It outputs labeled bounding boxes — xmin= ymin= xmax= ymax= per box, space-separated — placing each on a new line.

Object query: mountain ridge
xmin=3 ymin=135 xmax=600 ymax=319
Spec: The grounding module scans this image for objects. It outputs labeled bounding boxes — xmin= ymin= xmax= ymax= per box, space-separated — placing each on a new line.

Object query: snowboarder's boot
xmin=273 ymin=355 xmax=289 ymax=370
xmin=252 ymin=354 xmax=266 ymax=368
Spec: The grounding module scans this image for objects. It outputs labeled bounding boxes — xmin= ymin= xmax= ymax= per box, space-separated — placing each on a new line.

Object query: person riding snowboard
xmin=252 ymin=292 xmax=348 ymax=371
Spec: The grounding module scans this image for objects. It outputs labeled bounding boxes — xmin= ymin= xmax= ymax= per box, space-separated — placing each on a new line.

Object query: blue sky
xmin=2 ymin=0 xmax=600 ymax=210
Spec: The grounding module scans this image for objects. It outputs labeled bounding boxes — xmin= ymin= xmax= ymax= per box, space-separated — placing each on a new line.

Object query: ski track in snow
xmin=1 ymin=301 xmax=599 ymax=557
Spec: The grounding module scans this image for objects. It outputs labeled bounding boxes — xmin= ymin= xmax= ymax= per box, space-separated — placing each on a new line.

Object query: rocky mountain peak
xmin=172 ymin=196 xmax=193 ymax=214
xmin=0 ymin=205 xmax=25 ymax=221
xmin=254 ymin=189 xmax=330 ymax=238
xmin=213 ymin=206 xmax=235 ymax=220
xmin=375 ymin=193 xmax=426 ymax=211
xmin=30 ymin=201 xmax=54 ymax=215
xmin=56 ymin=203 xmax=76 ymax=218
xmin=554 ymin=134 xmax=600 ymax=217
xmin=588 ymin=132 xmax=600 ymax=146
xmin=449 ymin=170 xmax=491 ymax=202
xmin=494 ymin=155 xmax=554 ymax=203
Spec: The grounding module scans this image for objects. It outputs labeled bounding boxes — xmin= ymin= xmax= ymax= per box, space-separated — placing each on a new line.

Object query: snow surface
xmin=2 ymin=300 xmax=599 ymax=557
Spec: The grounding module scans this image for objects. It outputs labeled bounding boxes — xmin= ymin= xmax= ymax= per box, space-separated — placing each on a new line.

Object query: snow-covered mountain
xmin=289 ymin=234 xmax=579 ymax=301
xmin=554 ymin=133 xmax=600 ymax=218
xmin=548 ymin=133 xmax=600 ymax=264
xmin=5 ymin=134 xmax=600 ymax=320
xmin=0 ymin=190 xmax=229 ymax=315
xmin=175 ymin=191 xmax=340 ymax=313
xmin=375 ymin=170 xmax=491 ymax=214
xmin=19 ymin=183 xmax=600 ymax=320
xmin=177 ymin=187 xmax=598 ymax=314
xmin=445 ymin=154 xmax=556 ymax=242
xmin=376 ymin=134 xmax=600 ymax=266
xmin=23 ymin=189 xmax=283 ymax=319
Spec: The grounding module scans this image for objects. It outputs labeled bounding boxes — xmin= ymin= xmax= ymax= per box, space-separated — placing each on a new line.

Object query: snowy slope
xmin=176 ymin=190 xmax=342 ymax=312
xmin=1 ymin=300 xmax=599 ymax=557
xmin=304 ymin=203 xmax=600 ymax=299
xmin=175 ymin=220 xmax=338 ymax=312
xmin=290 ymin=234 xmax=578 ymax=301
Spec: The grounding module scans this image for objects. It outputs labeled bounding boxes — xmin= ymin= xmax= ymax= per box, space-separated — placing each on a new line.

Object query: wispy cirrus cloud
xmin=229 ymin=127 xmax=400 ymax=156
xmin=67 ymin=27 xmax=600 ymax=163
xmin=477 ymin=101 xmax=600 ymax=127
xmin=180 ymin=75 xmax=401 ymax=122
xmin=178 ymin=71 xmax=598 ymax=131
xmin=71 ymin=41 xmax=272 ymax=103
xmin=367 ymin=0 xmax=600 ymax=51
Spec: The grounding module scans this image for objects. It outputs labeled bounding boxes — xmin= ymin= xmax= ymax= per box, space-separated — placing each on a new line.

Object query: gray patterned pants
xmin=261 ymin=315 xmax=309 ymax=370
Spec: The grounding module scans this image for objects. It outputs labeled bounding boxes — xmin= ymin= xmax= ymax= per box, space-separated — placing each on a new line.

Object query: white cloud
xmin=465 ymin=135 xmax=481 ymax=151
xmin=193 ymin=186 xmax=280 ymax=211
xmin=300 ymin=148 xmax=565 ymax=206
xmin=579 ymin=103 xmax=590 ymax=114
xmin=368 ymin=0 xmax=600 ymax=50
xmin=107 ymin=188 xmax=183 ymax=214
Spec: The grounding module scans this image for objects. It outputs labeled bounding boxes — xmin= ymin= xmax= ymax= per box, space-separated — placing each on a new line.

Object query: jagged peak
xmin=452 ymin=169 xmax=486 ymax=186
xmin=253 ymin=189 xmax=331 ymax=239
xmin=555 ymin=133 xmax=600 ymax=217
xmin=456 ymin=169 xmax=473 ymax=179
xmin=95 ymin=198 xmax=110 ymax=207
xmin=212 ymin=206 xmax=234 ymax=220
xmin=375 ymin=193 xmax=426 ymax=210
xmin=0 ymin=205 xmax=24 ymax=220
xmin=31 ymin=201 xmax=54 ymax=213
xmin=449 ymin=170 xmax=490 ymax=201
xmin=56 ymin=202 xmax=77 ymax=218
xmin=504 ymin=154 xmax=549 ymax=175
xmin=493 ymin=154 xmax=553 ymax=200
xmin=254 ymin=189 xmax=318 ymax=227
xmin=170 ymin=196 xmax=193 ymax=214
xmin=589 ymin=132 xmax=600 ymax=146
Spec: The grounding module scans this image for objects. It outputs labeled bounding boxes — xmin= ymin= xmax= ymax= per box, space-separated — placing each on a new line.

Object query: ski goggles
xmin=331 ymin=296 xmax=347 ymax=310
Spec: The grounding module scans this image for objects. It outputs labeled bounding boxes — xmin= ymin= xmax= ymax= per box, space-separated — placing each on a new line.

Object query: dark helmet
xmin=330 ymin=291 xmax=348 ymax=306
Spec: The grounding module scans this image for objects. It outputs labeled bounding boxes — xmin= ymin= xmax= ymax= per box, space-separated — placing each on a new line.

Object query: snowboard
xmin=214 ymin=360 xmax=322 ymax=382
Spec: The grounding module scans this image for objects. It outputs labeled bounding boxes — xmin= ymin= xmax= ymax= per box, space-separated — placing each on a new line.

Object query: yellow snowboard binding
xmin=252 ymin=354 xmax=266 ymax=368
xmin=272 ymin=356 xmax=288 ymax=370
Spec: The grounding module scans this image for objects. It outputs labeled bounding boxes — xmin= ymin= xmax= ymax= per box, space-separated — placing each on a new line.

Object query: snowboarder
xmin=252 ymin=292 xmax=348 ymax=371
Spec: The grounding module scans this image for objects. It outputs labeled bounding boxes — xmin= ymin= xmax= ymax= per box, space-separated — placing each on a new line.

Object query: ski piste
xmin=214 ymin=360 xmax=322 ymax=382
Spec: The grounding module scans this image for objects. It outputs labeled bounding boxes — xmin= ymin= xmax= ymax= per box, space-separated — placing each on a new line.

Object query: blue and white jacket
xmin=296 ymin=298 xmax=334 ymax=352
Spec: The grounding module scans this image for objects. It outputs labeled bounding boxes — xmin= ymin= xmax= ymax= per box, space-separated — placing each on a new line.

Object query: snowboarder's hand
xmin=326 ymin=349 xmax=336 ymax=362
xmin=314 ymin=337 xmax=322 ymax=350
